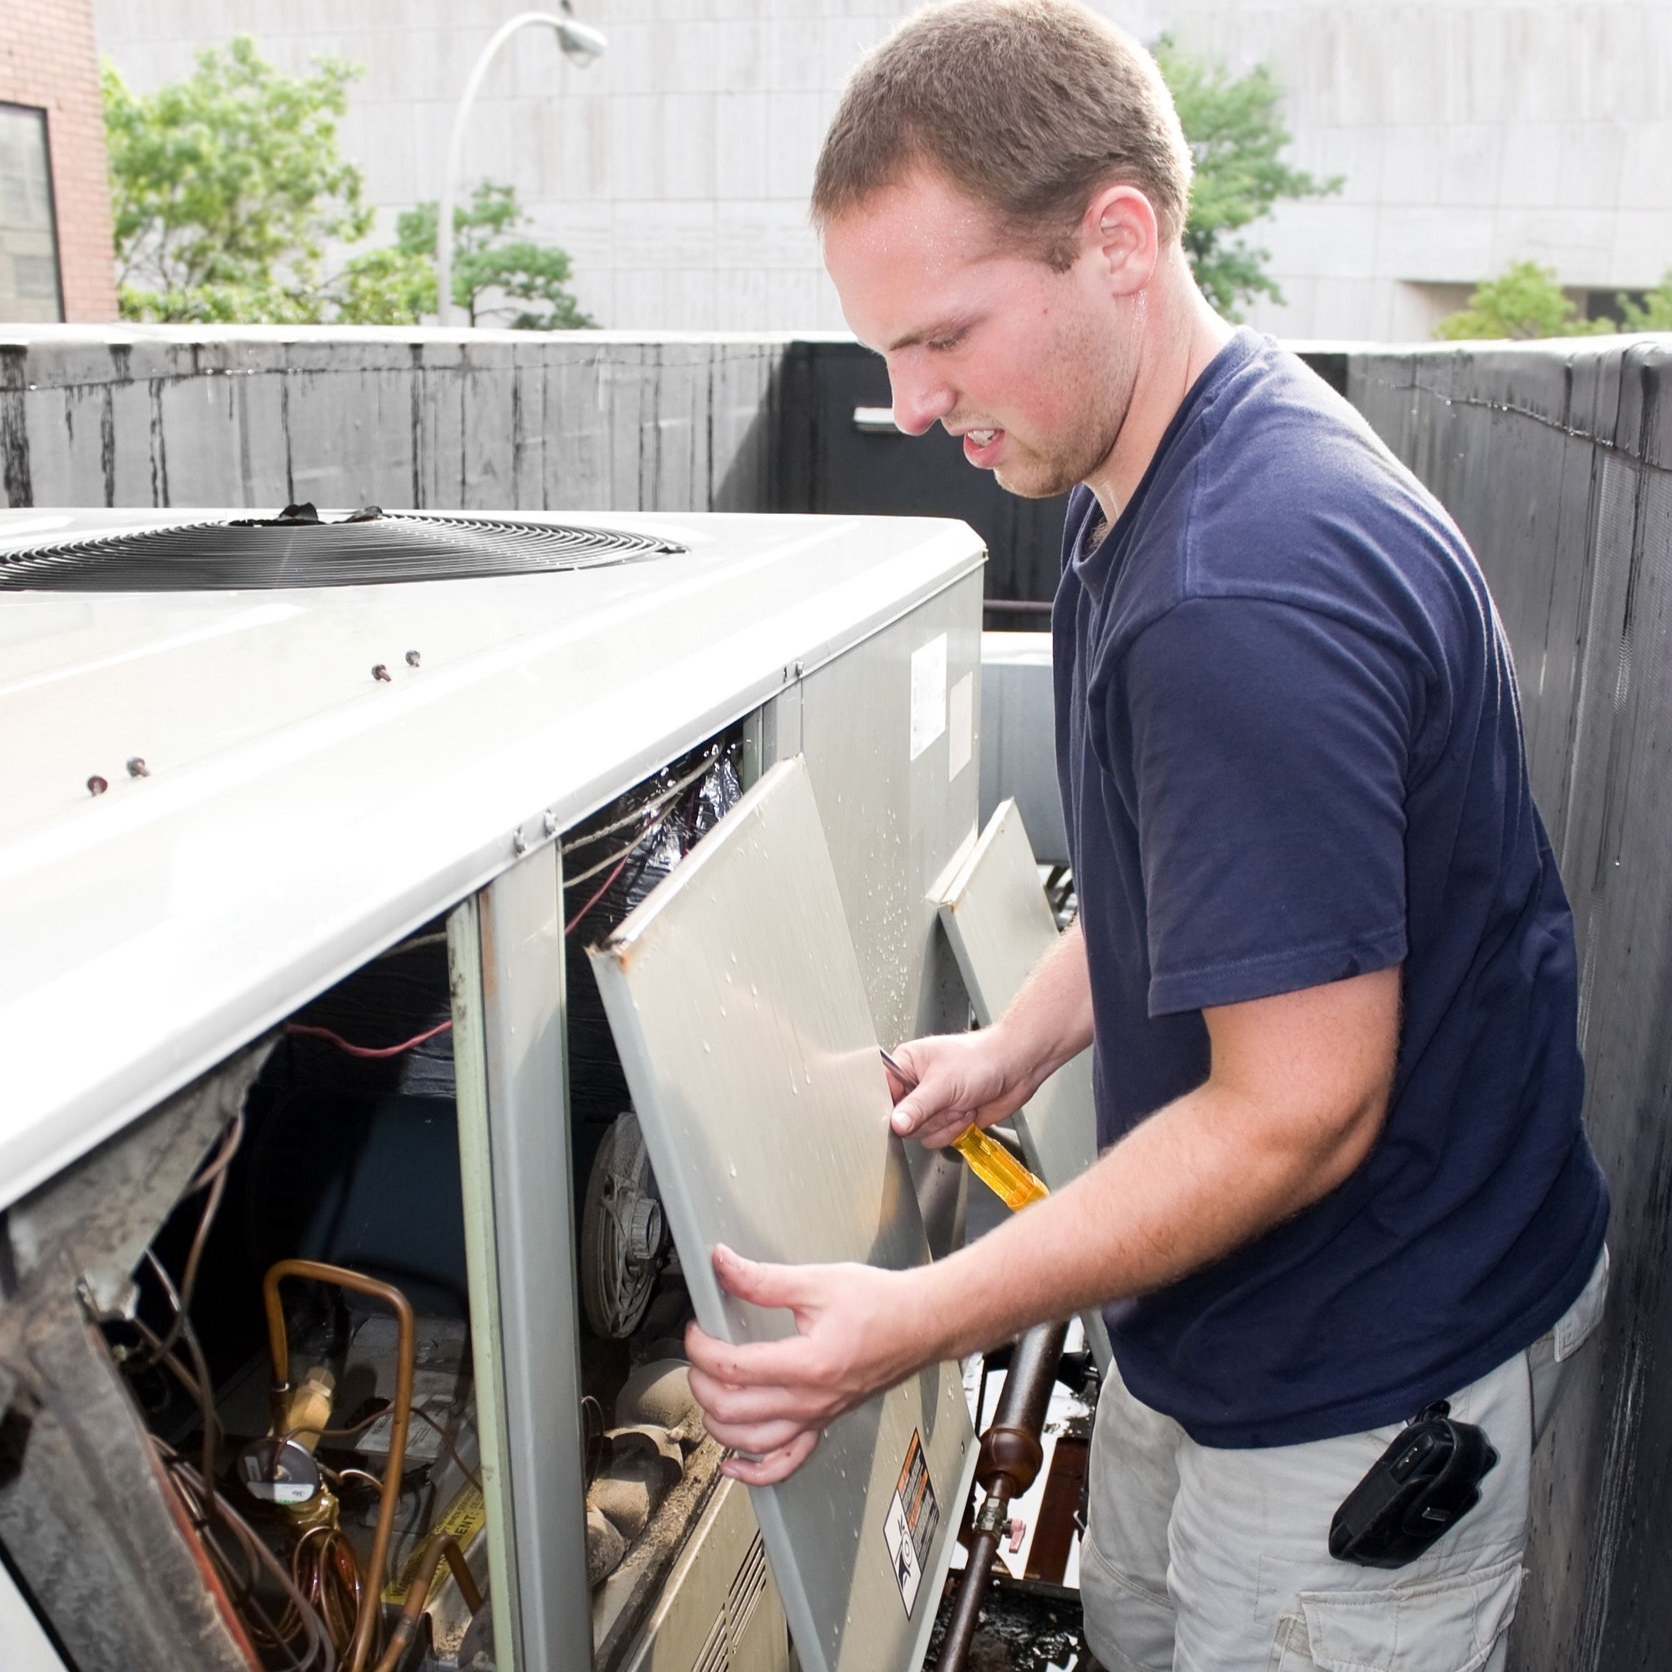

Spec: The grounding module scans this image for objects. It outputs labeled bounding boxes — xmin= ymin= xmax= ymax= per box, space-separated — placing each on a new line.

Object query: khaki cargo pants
xmin=1079 ymin=1250 xmax=1609 ymax=1672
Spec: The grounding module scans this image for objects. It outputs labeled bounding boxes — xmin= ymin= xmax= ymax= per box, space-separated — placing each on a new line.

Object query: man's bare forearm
xmin=910 ymin=966 xmax=1398 ymax=1365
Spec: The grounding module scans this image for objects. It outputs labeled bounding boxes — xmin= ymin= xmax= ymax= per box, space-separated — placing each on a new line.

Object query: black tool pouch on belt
xmin=1328 ymin=1401 xmax=1500 ymax=1568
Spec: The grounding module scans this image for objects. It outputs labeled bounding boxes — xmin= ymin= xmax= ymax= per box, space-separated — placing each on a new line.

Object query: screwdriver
xmin=878 ymin=1047 xmax=1050 ymax=1212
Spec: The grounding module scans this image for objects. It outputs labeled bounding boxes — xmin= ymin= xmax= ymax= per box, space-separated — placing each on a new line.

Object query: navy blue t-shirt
xmin=1054 ymin=330 xmax=1609 ymax=1447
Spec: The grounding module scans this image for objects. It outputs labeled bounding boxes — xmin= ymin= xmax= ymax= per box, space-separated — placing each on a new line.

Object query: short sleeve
xmin=1113 ymin=597 xmax=1412 ymax=1015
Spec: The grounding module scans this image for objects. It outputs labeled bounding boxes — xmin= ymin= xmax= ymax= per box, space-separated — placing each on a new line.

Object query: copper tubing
xmin=368 ymin=1535 xmax=482 ymax=1672
xmin=938 ymin=1318 xmax=1071 ymax=1672
xmin=263 ymin=1259 xmax=417 ymax=1672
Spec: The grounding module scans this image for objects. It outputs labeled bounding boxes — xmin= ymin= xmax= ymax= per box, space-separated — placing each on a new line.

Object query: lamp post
xmin=437 ymin=9 xmax=606 ymax=327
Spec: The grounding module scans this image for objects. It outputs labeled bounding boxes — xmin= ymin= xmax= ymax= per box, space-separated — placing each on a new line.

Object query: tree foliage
xmin=104 ymin=38 xmax=370 ymax=323
xmin=1615 ymin=272 xmax=1672 ymax=332
xmin=348 ymin=182 xmax=594 ymax=330
xmin=104 ymin=37 xmax=594 ymax=329
xmin=1432 ymin=263 xmax=1616 ymax=341
xmin=1154 ymin=37 xmax=1341 ymax=320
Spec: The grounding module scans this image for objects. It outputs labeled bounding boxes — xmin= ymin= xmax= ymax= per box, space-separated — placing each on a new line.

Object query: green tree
xmin=1616 ymin=271 xmax=1672 ymax=331
xmin=103 ymin=37 xmax=371 ymax=323
xmin=1154 ymin=37 xmax=1341 ymax=319
xmin=358 ymin=181 xmax=594 ymax=330
xmin=1434 ymin=262 xmax=1616 ymax=340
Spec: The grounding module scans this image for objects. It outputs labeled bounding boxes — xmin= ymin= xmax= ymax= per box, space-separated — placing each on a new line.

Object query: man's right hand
xmin=886 ymin=922 xmax=1095 ymax=1148
xmin=884 ymin=1030 xmax=1032 ymax=1148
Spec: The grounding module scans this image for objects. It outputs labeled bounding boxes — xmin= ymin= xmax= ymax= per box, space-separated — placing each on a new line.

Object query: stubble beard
xmin=991 ymin=320 xmax=1139 ymax=501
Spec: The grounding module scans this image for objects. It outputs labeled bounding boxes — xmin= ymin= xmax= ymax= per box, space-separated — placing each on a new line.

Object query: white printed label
xmin=910 ymin=635 xmax=948 ymax=761
xmin=882 ymin=1429 xmax=940 ymax=1616
xmin=948 ymin=672 xmax=974 ymax=781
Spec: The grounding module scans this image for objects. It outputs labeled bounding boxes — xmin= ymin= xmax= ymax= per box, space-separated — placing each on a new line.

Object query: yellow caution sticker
xmin=384 ymin=1484 xmax=486 ymax=1605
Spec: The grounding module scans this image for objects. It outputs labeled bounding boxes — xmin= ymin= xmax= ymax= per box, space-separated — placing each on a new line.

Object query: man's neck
xmin=1084 ymin=271 xmax=1235 ymax=529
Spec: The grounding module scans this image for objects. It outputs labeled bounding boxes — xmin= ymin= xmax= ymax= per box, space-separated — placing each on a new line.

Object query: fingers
xmin=710 ymin=1242 xmax=814 ymax=1311
xmin=684 ymin=1318 xmax=833 ymax=1389
xmin=686 ymin=1360 xmax=833 ymax=1426
xmin=722 ymin=1429 xmax=820 ymax=1486
xmin=704 ymin=1413 xmax=811 ymax=1454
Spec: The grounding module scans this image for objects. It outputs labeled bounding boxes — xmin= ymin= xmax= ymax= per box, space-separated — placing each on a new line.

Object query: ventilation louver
xmin=0 ymin=505 xmax=684 ymax=592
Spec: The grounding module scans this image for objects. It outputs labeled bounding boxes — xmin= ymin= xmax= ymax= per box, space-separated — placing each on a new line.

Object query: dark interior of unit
xmin=0 ymin=506 xmax=685 ymax=591
xmin=83 ymin=729 xmax=744 ymax=1672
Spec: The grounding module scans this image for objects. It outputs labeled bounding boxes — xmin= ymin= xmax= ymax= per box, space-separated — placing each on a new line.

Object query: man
xmin=683 ymin=3 xmax=1611 ymax=1667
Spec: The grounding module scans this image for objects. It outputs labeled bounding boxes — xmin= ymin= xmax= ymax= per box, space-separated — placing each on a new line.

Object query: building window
xmin=0 ymin=103 xmax=65 ymax=323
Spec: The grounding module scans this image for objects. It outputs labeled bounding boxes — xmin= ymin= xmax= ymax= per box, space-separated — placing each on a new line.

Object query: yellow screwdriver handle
xmin=951 ymin=1126 xmax=1050 ymax=1212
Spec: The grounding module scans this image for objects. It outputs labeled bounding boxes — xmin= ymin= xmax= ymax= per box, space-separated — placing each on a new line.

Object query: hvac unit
xmin=0 ymin=505 xmax=985 ymax=1672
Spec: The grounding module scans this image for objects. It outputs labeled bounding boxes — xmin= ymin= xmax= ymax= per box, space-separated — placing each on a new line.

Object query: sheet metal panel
xmin=0 ymin=507 xmax=982 ymax=1212
xmin=476 ymin=846 xmax=593 ymax=1670
xmin=589 ymin=758 xmax=975 ymax=1672
xmin=977 ymin=633 xmax=1068 ymax=868
xmin=935 ymin=799 xmax=1110 ymax=1373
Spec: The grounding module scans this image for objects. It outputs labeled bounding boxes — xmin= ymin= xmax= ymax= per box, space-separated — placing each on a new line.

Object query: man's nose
xmin=888 ymin=367 xmax=956 ymax=437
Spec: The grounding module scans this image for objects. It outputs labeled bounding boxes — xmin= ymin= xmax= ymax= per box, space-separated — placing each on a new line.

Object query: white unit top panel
xmin=0 ymin=507 xmax=984 ymax=1209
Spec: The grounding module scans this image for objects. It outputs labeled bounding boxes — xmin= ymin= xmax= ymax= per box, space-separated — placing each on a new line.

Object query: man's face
xmin=822 ymin=167 xmax=1138 ymax=500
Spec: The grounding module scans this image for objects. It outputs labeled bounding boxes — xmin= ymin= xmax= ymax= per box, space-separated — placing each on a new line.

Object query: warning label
xmin=882 ymin=1429 xmax=940 ymax=1616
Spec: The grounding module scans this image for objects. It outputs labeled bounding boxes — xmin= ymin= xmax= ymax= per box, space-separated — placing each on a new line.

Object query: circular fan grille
xmin=0 ymin=511 xmax=683 ymax=592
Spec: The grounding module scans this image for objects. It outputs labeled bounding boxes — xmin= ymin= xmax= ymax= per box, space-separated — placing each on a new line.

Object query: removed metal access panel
xmin=937 ymin=799 xmax=1110 ymax=1372
xmin=589 ymin=756 xmax=975 ymax=1672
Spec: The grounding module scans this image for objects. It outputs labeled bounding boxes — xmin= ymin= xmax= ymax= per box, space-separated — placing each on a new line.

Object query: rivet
xmin=372 ymin=664 xmax=392 ymax=682
xmin=87 ymin=775 xmax=108 ymax=796
xmin=512 ymin=830 xmax=528 ymax=856
xmin=405 ymin=650 xmax=422 ymax=668
xmin=543 ymin=810 xmax=559 ymax=837
xmin=126 ymin=757 xmax=149 ymax=778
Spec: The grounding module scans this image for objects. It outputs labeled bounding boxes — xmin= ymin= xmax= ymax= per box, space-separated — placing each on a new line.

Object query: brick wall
xmin=0 ymin=0 xmax=118 ymax=321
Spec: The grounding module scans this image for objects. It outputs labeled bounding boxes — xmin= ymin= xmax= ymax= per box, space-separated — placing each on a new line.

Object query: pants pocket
xmin=1275 ymin=1552 xmax=1522 ymax=1672
xmin=1079 ymin=1527 xmax=1175 ymax=1672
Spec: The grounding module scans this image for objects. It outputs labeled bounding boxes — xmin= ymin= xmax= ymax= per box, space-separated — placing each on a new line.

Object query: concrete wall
xmin=1350 ymin=335 xmax=1672 ymax=1672
xmin=2 ymin=0 xmax=119 ymax=322
xmin=92 ymin=0 xmax=1672 ymax=340
xmin=0 ymin=325 xmax=790 ymax=514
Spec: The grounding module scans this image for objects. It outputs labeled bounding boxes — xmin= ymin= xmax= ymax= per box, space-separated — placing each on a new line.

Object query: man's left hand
xmin=684 ymin=1243 xmax=938 ymax=1485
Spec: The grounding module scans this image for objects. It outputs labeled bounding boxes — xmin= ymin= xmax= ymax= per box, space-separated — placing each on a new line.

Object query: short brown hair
xmin=812 ymin=0 xmax=1191 ymax=268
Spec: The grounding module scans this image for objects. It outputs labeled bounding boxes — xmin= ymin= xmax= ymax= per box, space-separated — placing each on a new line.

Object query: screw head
xmin=512 ymin=829 xmax=528 ymax=856
xmin=87 ymin=774 xmax=108 ymax=796
xmin=405 ymin=650 xmax=422 ymax=668
xmin=372 ymin=664 xmax=392 ymax=682
xmin=126 ymin=757 xmax=149 ymax=778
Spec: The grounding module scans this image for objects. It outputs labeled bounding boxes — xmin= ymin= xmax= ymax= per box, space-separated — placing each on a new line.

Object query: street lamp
xmin=436 ymin=8 xmax=607 ymax=327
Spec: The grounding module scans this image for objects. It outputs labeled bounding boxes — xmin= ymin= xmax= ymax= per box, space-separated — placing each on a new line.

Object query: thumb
xmin=712 ymin=1243 xmax=810 ymax=1311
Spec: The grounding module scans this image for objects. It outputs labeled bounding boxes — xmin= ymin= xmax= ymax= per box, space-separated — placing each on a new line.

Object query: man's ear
xmin=1083 ymin=184 xmax=1160 ymax=296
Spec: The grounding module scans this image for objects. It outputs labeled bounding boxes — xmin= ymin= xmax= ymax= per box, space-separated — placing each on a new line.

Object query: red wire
xmin=565 ymin=849 xmax=635 ymax=936
xmin=284 ymin=1019 xmax=453 ymax=1059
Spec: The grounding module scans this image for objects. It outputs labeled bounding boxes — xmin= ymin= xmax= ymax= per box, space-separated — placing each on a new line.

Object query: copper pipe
xmin=263 ymin=1259 xmax=417 ymax=1672
xmin=368 ymin=1535 xmax=482 ymax=1672
xmin=938 ymin=1318 xmax=1070 ymax=1672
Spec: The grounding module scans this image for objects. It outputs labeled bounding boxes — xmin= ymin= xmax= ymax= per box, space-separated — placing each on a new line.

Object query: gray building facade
xmin=92 ymin=1 xmax=1672 ymax=340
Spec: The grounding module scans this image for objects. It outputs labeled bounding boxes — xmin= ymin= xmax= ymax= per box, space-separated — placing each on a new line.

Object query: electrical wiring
xmin=132 ymin=1107 xmax=245 ymax=1371
xmin=562 ymin=792 xmax=682 ymax=890
xmin=138 ymin=1252 xmax=222 ymax=1512
xmin=565 ymin=847 xmax=638 ymax=936
xmin=561 ymin=751 xmax=720 ymax=855
xmin=284 ymin=1018 xmax=453 ymax=1059
xmin=411 ymin=1403 xmax=483 ymax=1491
